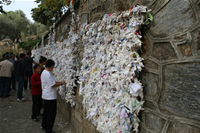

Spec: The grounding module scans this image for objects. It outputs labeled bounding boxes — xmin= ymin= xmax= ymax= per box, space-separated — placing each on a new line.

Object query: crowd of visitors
xmin=0 ymin=52 xmax=65 ymax=133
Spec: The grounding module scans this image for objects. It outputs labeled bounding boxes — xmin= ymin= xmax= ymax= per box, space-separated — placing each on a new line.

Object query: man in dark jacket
xmin=16 ymin=53 xmax=26 ymax=101
xmin=24 ymin=52 xmax=38 ymax=90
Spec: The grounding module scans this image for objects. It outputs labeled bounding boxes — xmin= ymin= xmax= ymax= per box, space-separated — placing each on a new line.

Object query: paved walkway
xmin=0 ymin=89 xmax=72 ymax=133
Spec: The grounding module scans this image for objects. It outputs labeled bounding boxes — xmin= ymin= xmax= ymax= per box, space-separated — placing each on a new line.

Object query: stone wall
xmin=139 ymin=0 xmax=200 ymax=132
xmin=43 ymin=0 xmax=200 ymax=132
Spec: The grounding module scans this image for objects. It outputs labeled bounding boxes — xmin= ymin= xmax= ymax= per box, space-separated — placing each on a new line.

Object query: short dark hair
xmin=27 ymin=51 xmax=32 ymax=55
xmin=33 ymin=64 xmax=40 ymax=70
xmin=45 ymin=59 xmax=55 ymax=68
xmin=16 ymin=55 xmax=19 ymax=59
xmin=39 ymin=56 xmax=47 ymax=63
xmin=19 ymin=53 xmax=26 ymax=58
xmin=10 ymin=53 xmax=15 ymax=58
xmin=5 ymin=54 xmax=10 ymax=59
xmin=3 ymin=53 xmax=6 ymax=58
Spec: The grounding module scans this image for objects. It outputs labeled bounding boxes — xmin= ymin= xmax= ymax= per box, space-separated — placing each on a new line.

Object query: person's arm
xmin=31 ymin=58 xmax=39 ymax=65
xmin=52 ymin=80 xmax=66 ymax=88
xmin=31 ymin=75 xmax=41 ymax=87
xmin=33 ymin=61 xmax=39 ymax=65
xmin=52 ymin=82 xmax=62 ymax=88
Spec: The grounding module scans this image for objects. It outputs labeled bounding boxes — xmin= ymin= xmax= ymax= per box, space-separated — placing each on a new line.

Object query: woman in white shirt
xmin=41 ymin=59 xmax=65 ymax=133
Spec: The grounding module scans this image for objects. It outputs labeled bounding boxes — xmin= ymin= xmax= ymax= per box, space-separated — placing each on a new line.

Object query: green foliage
xmin=0 ymin=10 xmax=47 ymax=41
xmin=32 ymin=4 xmax=53 ymax=25
xmin=0 ymin=10 xmax=29 ymax=42
xmin=0 ymin=10 xmax=47 ymax=51
xmin=32 ymin=0 xmax=70 ymax=25
xmin=18 ymin=38 xmax=40 ymax=51
xmin=25 ymin=22 xmax=48 ymax=38
xmin=0 ymin=14 xmax=12 ymax=39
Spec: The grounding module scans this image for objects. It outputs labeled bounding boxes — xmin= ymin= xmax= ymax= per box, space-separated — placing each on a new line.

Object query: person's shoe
xmin=17 ymin=98 xmax=21 ymax=101
xmin=40 ymin=126 xmax=45 ymax=130
xmin=0 ymin=96 xmax=4 ymax=98
xmin=5 ymin=94 xmax=11 ymax=97
xmin=37 ymin=112 xmax=43 ymax=116
xmin=32 ymin=118 xmax=39 ymax=122
xmin=22 ymin=98 xmax=25 ymax=101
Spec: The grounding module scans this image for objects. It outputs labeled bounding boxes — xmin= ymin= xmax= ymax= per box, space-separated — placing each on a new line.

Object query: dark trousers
xmin=10 ymin=73 xmax=16 ymax=90
xmin=24 ymin=71 xmax=33 ymax=90
xmin=17 ymin=77 xmax=24 ymax=99
xmin=0 ymin=77 xmax=11 ymax=97
xmin=42 ymin=100 xmax=57 ymax=133
xmin=32 ymin=95 xmax=43 ymax=119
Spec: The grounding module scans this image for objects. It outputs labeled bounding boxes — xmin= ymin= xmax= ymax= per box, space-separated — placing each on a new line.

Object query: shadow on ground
xmin=0 ymin=90 xmax=72 ymax=133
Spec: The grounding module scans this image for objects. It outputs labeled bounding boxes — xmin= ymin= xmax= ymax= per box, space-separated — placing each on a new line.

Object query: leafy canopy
xmin=0 ymin=10 xmax=47 ymax=51
xmin=18 ymin=37 xmax=41 ymax=51
xmin=0 ymin=10 xmax=29 ymax=42
xmin=32 ymin=0 xmax=70 ymax=25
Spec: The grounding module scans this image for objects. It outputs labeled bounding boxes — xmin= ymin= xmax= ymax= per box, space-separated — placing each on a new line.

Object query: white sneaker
xmin=17 ymin=98 xmax=21 ymax=102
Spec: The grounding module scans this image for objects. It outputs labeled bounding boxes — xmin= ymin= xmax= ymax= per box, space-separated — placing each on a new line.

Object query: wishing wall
xmin=33 ymin=0 xmax=200 ymax=133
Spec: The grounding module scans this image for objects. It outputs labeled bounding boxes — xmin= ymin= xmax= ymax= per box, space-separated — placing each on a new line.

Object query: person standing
xmin=24 ymin=52 xmax=38 ymax=90
xmin=0 ymin=54 xmax=14 ymax=98
xmin=16 ymin=53 xmax=26 ymax=101
xmin=9 ymin=53 xmax=16 ymax=90
xmin=41 ymin=59 xmax=66 ymax=133
xmin=39 ymin=56 xmax=47 ymax=73
xmin=31 ymin=64 xmax=43 ymax=122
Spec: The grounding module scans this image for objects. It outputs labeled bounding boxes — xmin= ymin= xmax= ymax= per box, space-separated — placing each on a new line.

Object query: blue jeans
xmin=0 ymin=77 xmax=11 ymax=97
xmin=17 ymin=77 xmax=24 ymax=99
